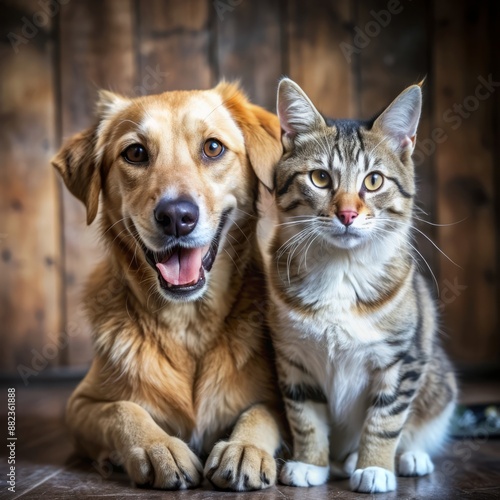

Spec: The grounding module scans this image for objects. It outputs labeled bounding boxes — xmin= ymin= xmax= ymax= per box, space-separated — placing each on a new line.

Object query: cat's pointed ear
xmin=277 ymin=78 xmax=326 ymax=146
xmin=373 ymin=84 xmax=422 ymax=156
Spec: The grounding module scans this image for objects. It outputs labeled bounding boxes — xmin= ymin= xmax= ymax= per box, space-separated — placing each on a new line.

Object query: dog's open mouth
xmin=143 ymin=210 xmax=230 ymax=297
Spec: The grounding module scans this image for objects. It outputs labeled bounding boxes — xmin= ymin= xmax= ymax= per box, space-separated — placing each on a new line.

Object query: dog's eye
xmin=203 ymin=139 xmax=224 ymax=159
xmin=122 ymin=144 xmax=149 ymax=164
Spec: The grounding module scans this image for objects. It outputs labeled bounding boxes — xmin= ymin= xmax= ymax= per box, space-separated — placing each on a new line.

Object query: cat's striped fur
xmin=265 ymin=78 xmax=457 ymax=493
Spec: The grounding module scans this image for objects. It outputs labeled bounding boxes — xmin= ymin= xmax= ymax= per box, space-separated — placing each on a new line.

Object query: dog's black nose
xmin=154 ymin=198 xmax=199 ymax=237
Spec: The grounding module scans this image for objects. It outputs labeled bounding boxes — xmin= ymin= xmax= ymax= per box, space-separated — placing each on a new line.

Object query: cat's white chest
xmin=275 ymin=298 xmax=371 ymax=405
xmin=283 ymin=262 xmax=386 ymax=345
xmin=272 ymin=263 xmax=383 ymax=416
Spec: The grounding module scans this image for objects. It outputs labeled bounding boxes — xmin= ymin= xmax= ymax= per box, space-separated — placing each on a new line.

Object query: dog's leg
xmin=204 ymin=403 xmax=280 ymax=491
xmin=67 ymin=393 xmax=203 ymax=490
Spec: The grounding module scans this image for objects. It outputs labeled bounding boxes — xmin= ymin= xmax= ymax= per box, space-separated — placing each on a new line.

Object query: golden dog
xmin=52 ymin=82 xmax=284 ymax=491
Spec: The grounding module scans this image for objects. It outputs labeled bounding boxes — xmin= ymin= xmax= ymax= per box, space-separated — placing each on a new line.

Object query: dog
xmin=52 ymin=82 xmax=284 ymax=491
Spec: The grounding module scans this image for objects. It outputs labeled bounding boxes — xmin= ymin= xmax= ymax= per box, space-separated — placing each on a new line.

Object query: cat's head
xmin=273 ymin=78 xmax=422 ymax=251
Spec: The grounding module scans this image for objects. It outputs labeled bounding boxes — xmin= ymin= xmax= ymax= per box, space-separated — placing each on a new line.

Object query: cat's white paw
xmin=398 ymin=451 xmax=434 ymax=476
xmin=350 ymin=466 xmax=396 ymax=493
xmin=330 ymin=451 xmax=359 ymax=479
xmin=344 ymin=451 xmax=359 ymax=476
xmin=280 ymin=461 xmax=329 ymax=487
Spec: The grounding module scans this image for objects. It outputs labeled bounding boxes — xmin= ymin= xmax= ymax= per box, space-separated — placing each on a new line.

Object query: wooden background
xmin=0 ymin=0 xmax=498 ymax=376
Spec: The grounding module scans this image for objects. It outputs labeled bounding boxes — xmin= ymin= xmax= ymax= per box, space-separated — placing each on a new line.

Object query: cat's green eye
xmin=364 ymin=172 xmax=384 ymax=191
xmin=310 ymin=169 xmax=331 ymax=189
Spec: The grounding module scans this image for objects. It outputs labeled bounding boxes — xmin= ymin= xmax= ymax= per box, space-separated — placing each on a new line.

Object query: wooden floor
xmin=0 ymin=380 xmax=499 ymax=499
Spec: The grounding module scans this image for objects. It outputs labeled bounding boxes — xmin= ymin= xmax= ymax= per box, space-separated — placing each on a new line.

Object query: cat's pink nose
xmin=338 ymin=210 xmax=358 ymax=226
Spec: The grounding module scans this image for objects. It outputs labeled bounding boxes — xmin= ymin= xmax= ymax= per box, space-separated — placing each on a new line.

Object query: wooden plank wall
xmin=1 ymin=0 xmax=61 ymax=373
xmin=433 ymin=0 xmax=498 ymax=364
xmin=0 ymin=0 xmax=498 ymax=375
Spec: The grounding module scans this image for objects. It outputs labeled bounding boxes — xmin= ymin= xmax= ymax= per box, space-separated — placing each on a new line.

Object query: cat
xmin=264 ymin=78 xmax=457 ymax=493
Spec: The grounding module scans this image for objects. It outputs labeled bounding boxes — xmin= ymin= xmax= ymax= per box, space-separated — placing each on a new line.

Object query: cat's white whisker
xmin=277 ymin=227 xmax=314 ymax=258
xmin=377 ymin=218 xmax=461 ymax=269
xmin=285 ymin=229 xmax=316 ymax=284
xmin=413 ymin=215 xmax=468 ymax=227
xmin=299 ymin=230 xmax=323 ymax=273
xmin=373 ymin=224 xmax=439 ymax=293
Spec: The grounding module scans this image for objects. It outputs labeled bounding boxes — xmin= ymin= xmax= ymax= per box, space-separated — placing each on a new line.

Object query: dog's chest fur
xmin=88 ymin=258 xmax=275 ymax=456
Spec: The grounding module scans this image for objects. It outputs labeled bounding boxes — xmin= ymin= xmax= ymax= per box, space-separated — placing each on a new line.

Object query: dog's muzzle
xmin=142 ymin=208 xmax=231 ymax=299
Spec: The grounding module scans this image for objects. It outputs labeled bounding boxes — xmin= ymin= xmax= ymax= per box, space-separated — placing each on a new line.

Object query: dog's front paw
xmin=398 ymin=451 xmax=434 ymax=476
xmin=125 ymin=435 xmax=203 ymax=490
xmin=279 ymin=461 xmax=329 ymax=487
xmin=205 ymin=441 xmax=276 ymax=491
xmin=350 ymin=466 xmax=396 ymax=493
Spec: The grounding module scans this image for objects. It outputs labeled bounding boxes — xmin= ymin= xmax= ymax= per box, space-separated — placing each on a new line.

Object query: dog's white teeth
xmin=167 ymin=283 xmax=172 ymax=288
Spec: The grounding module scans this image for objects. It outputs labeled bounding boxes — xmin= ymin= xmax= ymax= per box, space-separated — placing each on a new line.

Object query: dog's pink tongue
xmin=156 ymin=248 xmax=203 ymax=286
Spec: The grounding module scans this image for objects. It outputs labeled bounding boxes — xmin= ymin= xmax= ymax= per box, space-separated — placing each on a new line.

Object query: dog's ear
xmin=216 ymin=82 xmax=283 ymax=191
xmin=51 ymin=91 xmax=128 ymax=225
xmin=52 ymin=127 xmax=101 ymax=225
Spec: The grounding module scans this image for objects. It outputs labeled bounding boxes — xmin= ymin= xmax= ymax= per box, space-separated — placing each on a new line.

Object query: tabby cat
xmin=265 ymin=78 xmax=457 ymax=493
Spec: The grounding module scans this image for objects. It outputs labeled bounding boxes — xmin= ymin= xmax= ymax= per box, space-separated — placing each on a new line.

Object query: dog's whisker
xmin=230 ymin=219 xmax=251 ymax=244
xmin=223 ymin=248 xmax=242 ymax=276
xmin=234 ymin=207 xmax=257 ymax=219
xmin=103 ymin=216 xmax=130 ymax=237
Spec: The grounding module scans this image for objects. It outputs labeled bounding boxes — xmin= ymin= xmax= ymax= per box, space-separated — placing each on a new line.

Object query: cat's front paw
xmin=204 ymin=441 xmax=276 ymax=491
xmin=350 ymin=466 xmax=396 ymax=493
xmin=398 ymin=451 xmax=434 ymax=476
xmin=343 ymin=451 xmax=359 ymax=477
xmin=279 ymin=461 xmax=329 ymax=487
xmin=330 ymin=451 xmax=358 ymax=479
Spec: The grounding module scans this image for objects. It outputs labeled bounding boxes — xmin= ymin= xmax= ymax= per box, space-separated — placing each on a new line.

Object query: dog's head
xmin=52 ymin=83 xmax=281 ymax=302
